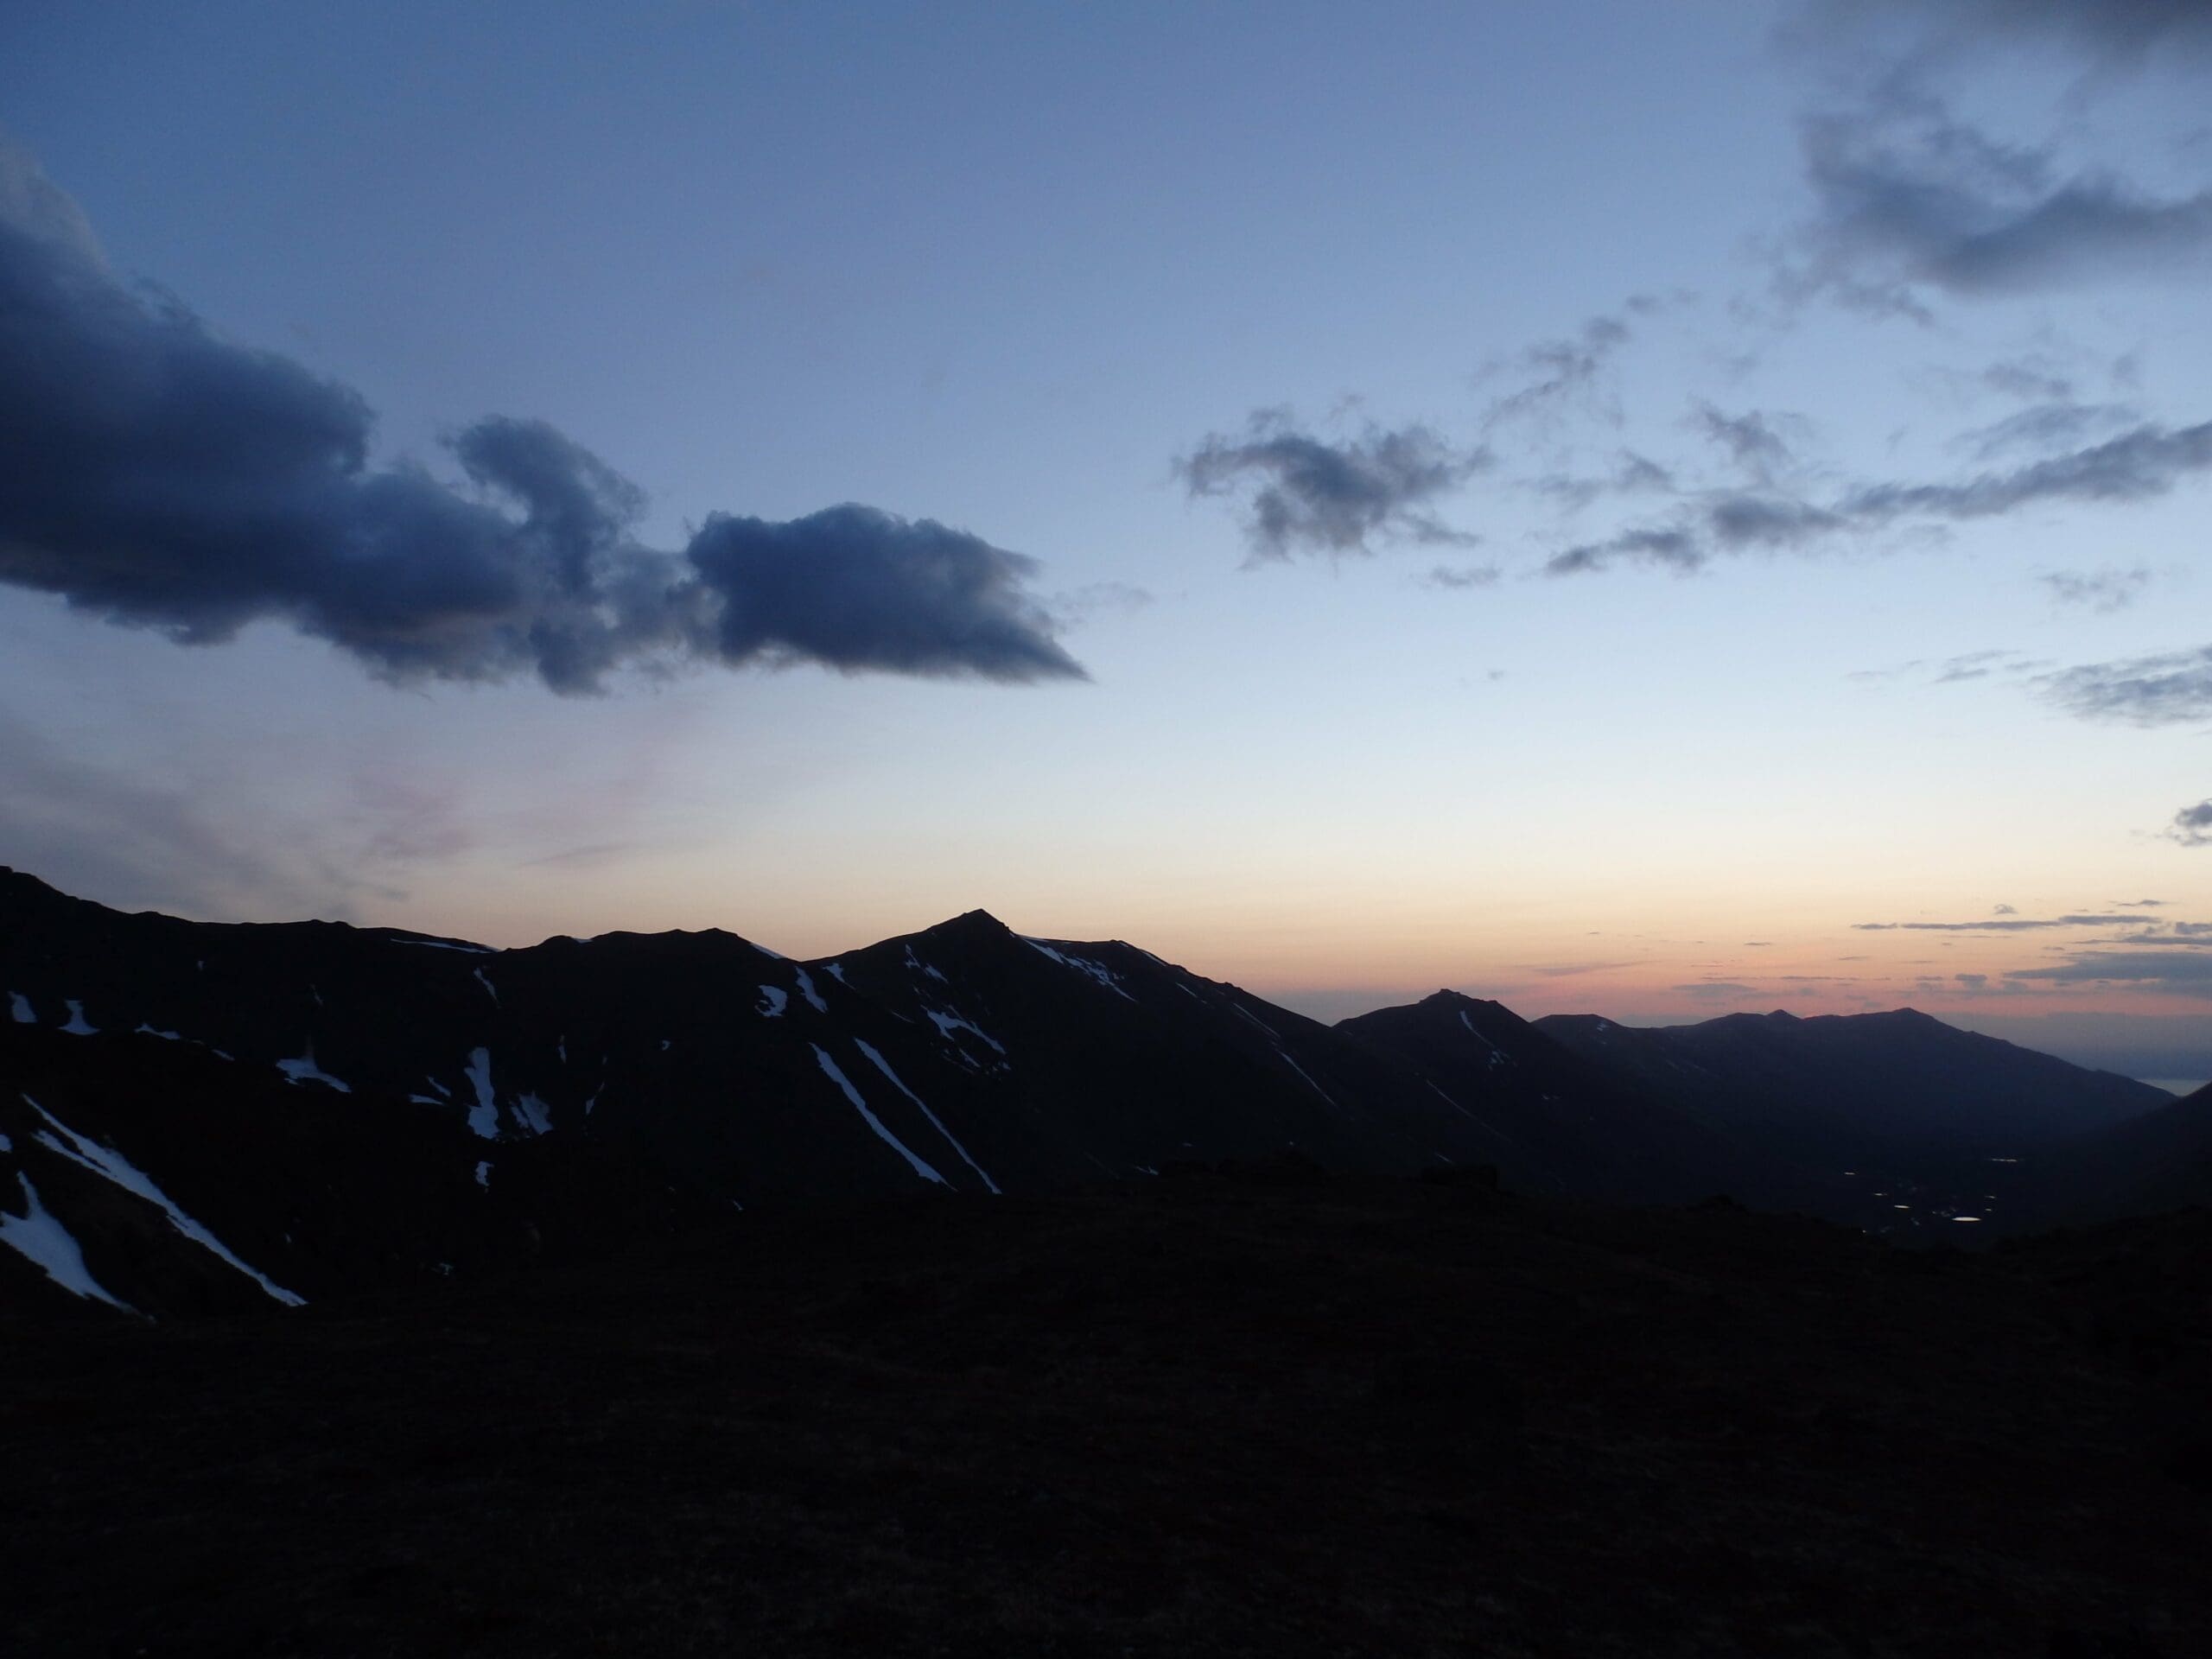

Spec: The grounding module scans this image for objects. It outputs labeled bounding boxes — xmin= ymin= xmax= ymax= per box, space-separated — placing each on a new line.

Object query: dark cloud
xmin=2041 ymin=567 xmax=2150 ymax=611
xmin=2167 ymin=799 xmax=2212 ymax=847
xmin=2037 ymin=645 xmax=2212 ymax=724
xmin=1853 ymin=913 xmax=2136 ymax=931
xmin=1817 ymin=0 xmax=2212 ymax=60
xmin=1994 ymin=903 xmax=2018 ymax=913
xmin=1177 ymin=410 xmax=1487 ymax=561
xmin=0 ymin=148 xmax=1082 ymax=691
xmin=687 ymin=506 xmax=1081 ymax=682
xmin=2007 ymin=951 xmax=2212 ymax=995
xmin=1782 ymin=6 xmax=2212 ymax=308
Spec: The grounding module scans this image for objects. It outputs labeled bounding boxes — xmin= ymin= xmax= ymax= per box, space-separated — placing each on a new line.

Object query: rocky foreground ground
xmin=6 ymin=1167 xmax=2208 ymax=1657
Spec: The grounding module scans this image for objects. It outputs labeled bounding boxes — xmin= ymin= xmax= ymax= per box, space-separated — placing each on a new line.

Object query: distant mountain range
xmin=2 ymin=867 xmax=2198 ymax=1318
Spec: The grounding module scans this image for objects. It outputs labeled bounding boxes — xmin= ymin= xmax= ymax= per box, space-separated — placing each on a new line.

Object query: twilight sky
xmin=5 ymin=1 xmax=2212 ymax=1075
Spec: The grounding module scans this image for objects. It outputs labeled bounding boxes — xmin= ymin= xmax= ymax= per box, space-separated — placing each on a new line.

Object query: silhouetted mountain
xmin=1334 ymin=990 xmax=1796 ymax=1204
xmin=1535 ymin=1007 xmax=2165 ymax=1158
xmin=2020 ymin=1081 xmax=2212 ymax=1227
xmin=1530 ymin=1006 xmax=2173 ymax=1236
xmin=0 ymin=870 xmax=1494 ymax=1316
xmin=0 ymin=865 xmax=2192 ymax=1319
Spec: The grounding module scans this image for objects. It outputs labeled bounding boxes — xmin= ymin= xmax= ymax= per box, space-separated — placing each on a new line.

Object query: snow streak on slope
xmin=1020 ymin=938 xmax=1138 ymax=1002
xmin=1274 ymin=1049 xmax=1339 ymax=1110
xmin=9 ymin=991 xmax=30 ymax=1023
xmin=792 ymin=967 xmax=830 ymax=1014
xmin=855 ymin=1039 xmax=1000 ymax=1194
xmin=924 ymin=1006 xmax=1008 ymax=1062
xmin=810 ymin=1045 xmax=947 ymax=1185
xmin=464 ymin=1048 xmax=499 ymax=1140
xmin=60 ymin=1001 xmax=96 ymax=1035
xmin=23 ymin=1096 xmax=305 ymax=1306
xmin=276 ymin=1051 xmax=352 ymax=1093
xmin=0 ymin=1172 xmax=136 ymax=1311
xmin=1459 ymin=1010 xmax=1509 ymax=1069
xmin=756 ymin=985 xmax=789 ymax=1018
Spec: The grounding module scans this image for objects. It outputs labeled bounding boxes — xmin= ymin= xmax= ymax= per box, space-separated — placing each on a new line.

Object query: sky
xmin=4 ymin=1 xmax=2212 ymax=1077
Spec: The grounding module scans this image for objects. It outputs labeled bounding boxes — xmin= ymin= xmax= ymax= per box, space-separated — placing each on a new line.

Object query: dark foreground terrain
xmin=7 ymin=1172 xmax=2209 ymax=1658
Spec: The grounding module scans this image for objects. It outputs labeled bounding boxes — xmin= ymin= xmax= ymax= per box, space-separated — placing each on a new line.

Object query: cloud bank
xmin=0 ymin=145 xmax=1082 ymax=692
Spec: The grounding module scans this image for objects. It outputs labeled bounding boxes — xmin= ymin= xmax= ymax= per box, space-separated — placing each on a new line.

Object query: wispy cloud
xmin=1853 ymin=912 xmax=2139 ymax=931
xmin=1543 ymin=417 xmax=2212 ymax=576
xmin=1177 ymin=410 xmax=1488 ymax=561
xmin=2041 ymin=567 xmax=2151 ymax=611
xmin=2037 ymin=645 xmax=2212 ymax=725
xmin=2166 ymin=799 xmax=2212 ymax=847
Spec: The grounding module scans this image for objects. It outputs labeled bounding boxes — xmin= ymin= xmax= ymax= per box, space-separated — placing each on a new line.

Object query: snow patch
xmin=475 ymin=1160 xmax=492 ymax=1190
xmin=395 ymin=937 xmax=493 ymax=954
xmin=810 ymin=1045 xmax=946 ymax=1185
xmin=855 ymin=1038 xmax=1000 ymax=1194
xmin=512 ymin=1093 xmax=554 ymax=1136
xmin=8 ymin=991 xmax=31 ymax=1023
xmin=60 ymin=1001 xmax=97 ymax=1036
xmin=905 ymin=946 xmax=950 ymax=985
xmin=1020 ymin=938 xmax=1138 ymax=1001
xmin=474 ymin=968 xmax=499 ymax=1005
xmin=135 ymin=1024 xmax=182 ymax=1041
xmin=464 ymin=1048 xmax=499 ymax=1140
xmin=24 ymin=1097 xmax=304 ymax=1306
xmin=756 ymin=984 xmax=789 ymax=1018
xmin=276 ymin=1051 xmax=352 ymax=1093
xmin=792 ymin=966 xmax=830 ymax=1014
xmin=1459 ymin=1009 xmax=1509 ymax=1068
xmin=825 ymin=961 xmax=850 ymax=986
xmin=0 ymin=1173 xmax=135 ymax=1312
xmin=924 ymin=1006 xmax=1008 ymax=1059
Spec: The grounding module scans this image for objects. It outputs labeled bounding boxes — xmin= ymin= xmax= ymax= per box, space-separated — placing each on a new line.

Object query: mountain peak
xmin=918 ymin=907 xmax=1017 ymax=945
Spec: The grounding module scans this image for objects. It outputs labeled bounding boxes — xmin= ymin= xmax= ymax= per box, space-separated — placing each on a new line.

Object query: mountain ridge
xmin=0 ymin=866 xmax=2191 ymax=1319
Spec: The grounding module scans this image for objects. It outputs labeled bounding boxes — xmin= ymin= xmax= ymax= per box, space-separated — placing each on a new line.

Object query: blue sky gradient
xmin=5 ymin=1 xmax=2212 ymax=1072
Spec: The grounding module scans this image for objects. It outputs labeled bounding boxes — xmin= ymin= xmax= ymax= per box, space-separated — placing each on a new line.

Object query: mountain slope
xmin=1535 ymin=1007 xmax=2169 ymax=1158
xmin=0 ymin=871 xmax=1508 ymax=1316
xmin=1334 ymin=991 xmax=1799 ymax=1204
